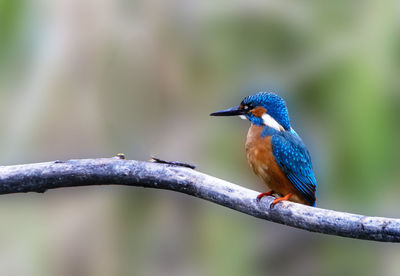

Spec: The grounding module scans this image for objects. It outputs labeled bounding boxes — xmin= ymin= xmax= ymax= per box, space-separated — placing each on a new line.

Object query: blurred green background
xmin=1 ymin=0 xmax=400 ymax=275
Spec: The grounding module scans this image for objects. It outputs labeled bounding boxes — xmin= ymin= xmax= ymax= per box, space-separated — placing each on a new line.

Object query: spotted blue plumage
xmin=271 ymin=131 xmax=317 ymax=206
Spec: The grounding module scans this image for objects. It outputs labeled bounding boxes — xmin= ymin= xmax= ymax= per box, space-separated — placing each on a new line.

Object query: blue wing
xmin=271 ymin=131 xmax=317 ymax=206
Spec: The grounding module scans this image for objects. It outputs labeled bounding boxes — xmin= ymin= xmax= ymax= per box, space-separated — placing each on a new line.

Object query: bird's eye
xmin=243 ymin=105 xmax=249 ymax=110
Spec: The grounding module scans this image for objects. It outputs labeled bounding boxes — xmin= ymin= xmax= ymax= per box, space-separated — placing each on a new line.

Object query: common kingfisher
xmin=210 ymin=92 xmax=317 ymax=207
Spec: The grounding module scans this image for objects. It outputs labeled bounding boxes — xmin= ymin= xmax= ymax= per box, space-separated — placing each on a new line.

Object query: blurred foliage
xmin=0 ymin=0 xmax=23 ymax=62
xmin=0 ymin=0 xmax=400 ymax=276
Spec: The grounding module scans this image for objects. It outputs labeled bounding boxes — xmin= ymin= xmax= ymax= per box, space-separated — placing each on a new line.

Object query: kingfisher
xmin=210 ymin=91 xmax=317 ymax=207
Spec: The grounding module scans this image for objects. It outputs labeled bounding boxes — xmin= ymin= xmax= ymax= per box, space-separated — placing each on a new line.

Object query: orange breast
xmin=245 ymin=125 xmax=309 ymax=205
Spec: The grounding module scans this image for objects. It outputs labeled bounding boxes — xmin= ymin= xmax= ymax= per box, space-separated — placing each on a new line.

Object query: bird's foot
xmin=256 ymin=191 xmax=275 ymax=202
xmin=270 ymin=193 xmax=293 ymax=208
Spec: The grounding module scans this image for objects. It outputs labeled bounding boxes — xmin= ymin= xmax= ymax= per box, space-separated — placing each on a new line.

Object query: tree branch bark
xmin=0 ymin=157 xmax=398 ymax=242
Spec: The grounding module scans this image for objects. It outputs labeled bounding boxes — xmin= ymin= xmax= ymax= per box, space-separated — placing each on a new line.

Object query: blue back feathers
xmin=271 ymin=124 xmax=317 ymax=206
xmin=242 ymin=92 xmax=291 ymax=130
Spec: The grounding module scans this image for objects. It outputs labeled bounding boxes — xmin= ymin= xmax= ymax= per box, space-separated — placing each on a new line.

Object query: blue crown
xmin=241 ymin=92 xmax=291 ymax=130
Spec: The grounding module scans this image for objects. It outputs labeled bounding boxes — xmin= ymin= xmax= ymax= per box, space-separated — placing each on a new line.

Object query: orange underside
xmin=246 ymin=124 xmax=311 ymax=206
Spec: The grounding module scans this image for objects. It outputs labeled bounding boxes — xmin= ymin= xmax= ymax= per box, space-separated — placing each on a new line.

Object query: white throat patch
xmin=239 ymin=115 xmax=247 ymax=120
xmin=261 ymin=113 xmax=283 ymax=131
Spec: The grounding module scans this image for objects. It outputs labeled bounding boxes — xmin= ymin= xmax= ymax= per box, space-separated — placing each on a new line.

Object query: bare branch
xmin=0 ymin=157 xmax=399 ymax=242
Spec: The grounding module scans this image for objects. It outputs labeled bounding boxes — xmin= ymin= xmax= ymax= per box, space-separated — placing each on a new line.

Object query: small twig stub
xmin=150 ymin=156 xmax=196 ymax=169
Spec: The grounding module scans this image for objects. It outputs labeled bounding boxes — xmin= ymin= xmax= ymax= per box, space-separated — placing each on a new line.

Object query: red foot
xmin=270 ymin=193 xmax=293 ymax=208
xmin=256 ymin=191 xmax=274 ymax=202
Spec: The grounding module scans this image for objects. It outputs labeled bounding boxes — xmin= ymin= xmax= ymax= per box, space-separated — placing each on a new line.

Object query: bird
xmin=210 ymin=91 xmax=317 ymax=207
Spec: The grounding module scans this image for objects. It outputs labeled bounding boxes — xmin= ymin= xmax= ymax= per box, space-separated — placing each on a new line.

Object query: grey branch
xmin=0 ymin=157 xmax=399 ymax=242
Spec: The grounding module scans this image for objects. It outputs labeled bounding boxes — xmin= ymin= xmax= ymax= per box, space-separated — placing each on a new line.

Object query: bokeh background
xmin=1 ymin=0 xmax=400 ymax=275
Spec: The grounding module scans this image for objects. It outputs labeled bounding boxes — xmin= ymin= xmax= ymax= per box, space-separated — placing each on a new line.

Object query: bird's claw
xmin=269 ymin=193 xmax=293 ymax=208
xmin=256 ymin=191 xmax=274 ymax=202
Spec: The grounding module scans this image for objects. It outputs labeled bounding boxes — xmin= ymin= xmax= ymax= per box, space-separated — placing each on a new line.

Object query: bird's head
xmin=210 ymin=92 xmax=291 ymax=131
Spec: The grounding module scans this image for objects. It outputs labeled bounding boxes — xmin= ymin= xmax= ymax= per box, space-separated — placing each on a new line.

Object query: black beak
xmin=210 ymin=105 xmax=245 ymax=116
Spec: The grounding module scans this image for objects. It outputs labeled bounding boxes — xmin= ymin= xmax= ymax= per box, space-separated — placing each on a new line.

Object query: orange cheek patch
xmin=250 ymin=107 xmax=267 ymax=117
